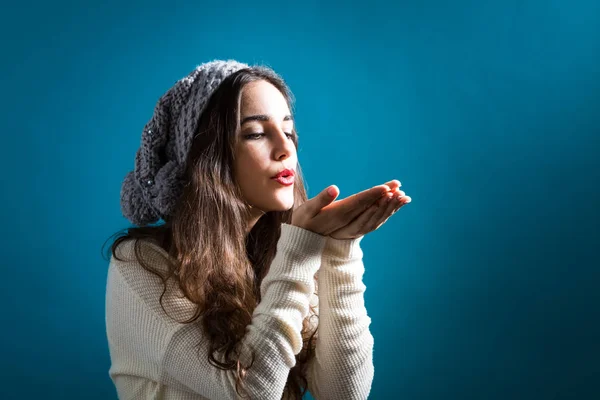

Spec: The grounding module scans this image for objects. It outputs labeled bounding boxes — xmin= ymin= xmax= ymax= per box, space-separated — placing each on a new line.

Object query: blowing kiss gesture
xmin=291 ymin=179 xmax=411 ymax=240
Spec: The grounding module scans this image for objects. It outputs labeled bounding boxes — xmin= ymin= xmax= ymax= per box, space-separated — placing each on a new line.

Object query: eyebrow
xmin=241 ymin=114 xmax=293 ymax=125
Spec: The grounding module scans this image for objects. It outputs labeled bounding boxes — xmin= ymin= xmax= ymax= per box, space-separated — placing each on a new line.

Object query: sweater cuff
xmin=322 ymin=235 xmax=364 ymax=262
xmin=278 ymin=223 xmax=327 ymax=260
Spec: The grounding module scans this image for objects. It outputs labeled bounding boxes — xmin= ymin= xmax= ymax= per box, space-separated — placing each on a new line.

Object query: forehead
xmin=240 ymin=80 xmax=290 ymax=116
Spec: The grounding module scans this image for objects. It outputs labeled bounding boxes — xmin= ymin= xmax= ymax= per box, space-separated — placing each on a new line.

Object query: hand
xmin=328 ymin=179 xmax=411 ymax=240
xmin=291 ymin=184 xmax=392 ymax=236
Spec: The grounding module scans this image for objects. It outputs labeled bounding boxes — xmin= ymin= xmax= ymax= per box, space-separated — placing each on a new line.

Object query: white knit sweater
xmin=105 ymin=223 xmax=374 ymax=399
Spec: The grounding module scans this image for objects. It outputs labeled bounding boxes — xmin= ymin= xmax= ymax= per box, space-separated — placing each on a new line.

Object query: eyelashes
xmin=244 ymin=133 xmax=294 ymax=140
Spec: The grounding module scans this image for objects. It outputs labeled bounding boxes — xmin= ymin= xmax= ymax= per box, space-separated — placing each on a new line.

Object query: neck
xmin=246 ymin=206 xmax=266 ymax=234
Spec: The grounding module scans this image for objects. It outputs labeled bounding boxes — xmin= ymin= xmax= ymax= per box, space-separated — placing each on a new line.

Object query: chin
xmin=260 ymin=197 xmax=295 ymax=213
xmin=271 ymin=202 xmax=294 ymax=212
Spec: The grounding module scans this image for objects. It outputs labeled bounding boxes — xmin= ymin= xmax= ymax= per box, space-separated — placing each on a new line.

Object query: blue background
xmin=2 ymin=0 xmax=598 ymax=399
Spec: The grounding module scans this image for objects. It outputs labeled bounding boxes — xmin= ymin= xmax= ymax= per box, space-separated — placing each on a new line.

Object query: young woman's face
xmin=234 ymin=79 xmax=297 ymax=214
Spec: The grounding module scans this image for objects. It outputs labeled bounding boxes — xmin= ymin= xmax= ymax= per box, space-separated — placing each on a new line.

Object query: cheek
xmin=235 ymin=151 xmax=265 ymax=183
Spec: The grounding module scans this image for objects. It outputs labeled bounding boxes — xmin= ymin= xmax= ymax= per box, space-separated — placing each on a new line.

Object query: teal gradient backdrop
xmin=2 ymin=1 xmax=598 ymax=399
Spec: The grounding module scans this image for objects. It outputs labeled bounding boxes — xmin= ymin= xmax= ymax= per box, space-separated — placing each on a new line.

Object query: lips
xmin=271 ymin=168 xmax=295 ymax=186
xmin=272 ymin=175 xmax=294 ymax=186
xmin=271 ymin=168 xmax=295 ymax=179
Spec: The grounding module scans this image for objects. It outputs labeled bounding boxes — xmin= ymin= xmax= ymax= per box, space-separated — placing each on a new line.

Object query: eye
xmin=244 ymin=133 xmax=265 ymax=140
xmin=243 ymin=132 xmax=294 ymax=140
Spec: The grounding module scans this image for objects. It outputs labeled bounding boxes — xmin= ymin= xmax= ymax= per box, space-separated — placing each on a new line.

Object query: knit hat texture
xmin=120 ymin=59 xmax=249 ymax=226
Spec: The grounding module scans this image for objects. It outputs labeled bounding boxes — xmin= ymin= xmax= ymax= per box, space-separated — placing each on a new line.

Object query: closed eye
xmin=244 ymin=133 xmax=294 ymax=140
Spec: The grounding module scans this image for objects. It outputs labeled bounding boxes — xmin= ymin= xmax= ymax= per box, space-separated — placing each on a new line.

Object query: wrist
xmin=323 ymin=235 xmax=364 ymax=262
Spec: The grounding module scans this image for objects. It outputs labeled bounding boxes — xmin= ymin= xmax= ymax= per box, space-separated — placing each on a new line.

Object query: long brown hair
xmin=102 ymin=67 xmax=317 ymax=399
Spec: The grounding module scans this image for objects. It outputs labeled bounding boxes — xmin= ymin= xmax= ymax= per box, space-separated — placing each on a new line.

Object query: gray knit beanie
xmin=120 ymin=59 xmax=250 ymax=226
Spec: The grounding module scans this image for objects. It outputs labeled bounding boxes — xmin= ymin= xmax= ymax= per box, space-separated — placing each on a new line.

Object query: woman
xmin=104 ymin=60 xmax=411 ymax=400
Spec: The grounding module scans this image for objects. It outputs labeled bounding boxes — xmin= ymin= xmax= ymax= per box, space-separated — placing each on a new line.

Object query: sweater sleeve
xmin=306 ymin=236 xmax=375 ymax=400
xmin=160 ymin=223 xmax=327 ymax=400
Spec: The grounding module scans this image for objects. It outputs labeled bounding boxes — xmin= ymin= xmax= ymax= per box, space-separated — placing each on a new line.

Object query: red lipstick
xmin=271 ymin=168 xmax=295 ymax=186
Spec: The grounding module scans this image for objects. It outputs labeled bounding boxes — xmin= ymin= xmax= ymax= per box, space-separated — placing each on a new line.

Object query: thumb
xmin=307 ymin=185 xmax=339 ymax=215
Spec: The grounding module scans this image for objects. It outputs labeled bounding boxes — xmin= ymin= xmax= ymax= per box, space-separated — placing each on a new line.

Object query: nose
xmin=272 ymin=130 xmax=295 ymax=162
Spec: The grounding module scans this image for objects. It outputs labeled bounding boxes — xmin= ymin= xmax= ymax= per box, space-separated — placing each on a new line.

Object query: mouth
xmin=272 ymin=173 xmax=294 ymax=186
xmin=271 ymin=168 xmax=295 ymax=186
xmin=271 ymin=168 xmax=295 ymax=179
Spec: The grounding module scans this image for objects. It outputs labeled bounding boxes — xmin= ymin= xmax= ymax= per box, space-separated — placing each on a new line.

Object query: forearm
xmin=308 ymin=236 xmax=375 ymax=400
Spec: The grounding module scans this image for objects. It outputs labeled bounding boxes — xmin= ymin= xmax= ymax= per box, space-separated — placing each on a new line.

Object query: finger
xmin=383 ymin=179 xmax=401 ymax=192
xmin=391 ymin=194 xmax=411 ymax=212
xmin=342 ymin=186 xmax=391 ymax=221
xmin=368 ymin=192 xmax=403 ymax=230
xmin=373 ymin=194 xmax=410 ymax=230
xmin=317 ymin=185 xmax=394 ymax=233
xmin=307 ymin=185 xmax=339 ymax=216
xmin=322 ymin=185 xmax=389 ymax=217
xmin=347 ymin=185 xmax=391 ymax=209
xmin=366 ymin=194 xmax=394 ymax=228
xmin=340 ymin=201 xmax=381 ymax=235
xmin=381 ymin=188 xmax=405 ymax=204
xmin=331 ymin=193 xmax=391 ymax=237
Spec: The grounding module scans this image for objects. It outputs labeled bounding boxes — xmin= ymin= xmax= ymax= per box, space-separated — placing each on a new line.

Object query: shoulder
xmin=107 ymin=238 xmax=197 ymax=325
xmin=111 ymin=237 xmax=169 ymax=268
